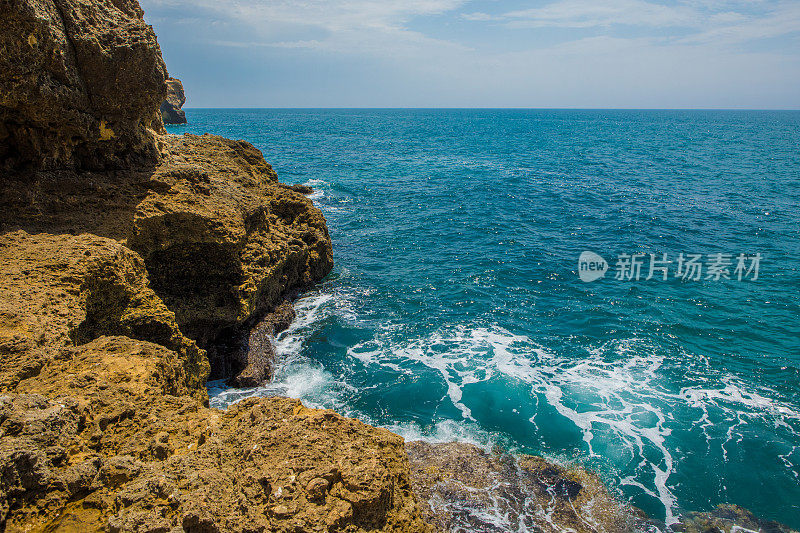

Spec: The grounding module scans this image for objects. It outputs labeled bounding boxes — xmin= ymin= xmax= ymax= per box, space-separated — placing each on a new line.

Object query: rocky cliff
xmin=1 ymin=111 xmax=332 ymax=386
xmin=0 ymin=229 xmax=427 ymax=531
xmin=161 ymin=78 xmax=187 ymax=125
xmin=0 ymin=232 xmax=207 ymax=396
xmin=0 ymin=0 xmax=167 ymax=171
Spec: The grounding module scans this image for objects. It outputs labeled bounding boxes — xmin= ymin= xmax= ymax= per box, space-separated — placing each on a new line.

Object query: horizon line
xmin=177 ymin=107 xmax=800 ymax=112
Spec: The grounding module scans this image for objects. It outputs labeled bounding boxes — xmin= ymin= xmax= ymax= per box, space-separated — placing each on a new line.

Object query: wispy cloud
xmin=501 ymin=0 xmax=699 ymax=29
xmin=461 ymin=12 xmax=497 ymax=22
xmin=461 ymin=0 xmax=800 ymax=47
xmin=209 ymin=39 xmax=324 ymax=50
xmin=677 ymin=1 xmax=800 ymax=45
xmin=146 ymin=0 xmax=800 ymax=51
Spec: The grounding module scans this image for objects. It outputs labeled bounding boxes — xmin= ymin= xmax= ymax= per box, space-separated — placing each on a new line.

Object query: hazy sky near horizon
xmin=140 ymin=0 xmax=800 ymax=108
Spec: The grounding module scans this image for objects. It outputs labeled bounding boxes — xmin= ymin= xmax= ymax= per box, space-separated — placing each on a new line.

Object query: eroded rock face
xmin=218 ymin=299 xmax=297 ymax=388
xmin=130 ymin=134 xmax=333 ymax=354
xmin=1 ymin=0 xmax=332 ymax=385
xmin=0 ymin=0 xmax=167 ymax=170
xmin=0 ymin=134 xmax=333 ymax=384
xmin=406 ymin=441 xmax=642 ymax=533
xmin=1 ymin=335 xmax=431 ymax=532
xmin=0 ymin=231 xmax=208 ymax=395
xmin=161 ymin=77 xmax=187 ymax=124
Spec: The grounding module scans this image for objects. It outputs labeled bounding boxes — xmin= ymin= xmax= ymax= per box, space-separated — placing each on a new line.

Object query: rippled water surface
xmin=169 ymin=109 xmax=800 ymax=528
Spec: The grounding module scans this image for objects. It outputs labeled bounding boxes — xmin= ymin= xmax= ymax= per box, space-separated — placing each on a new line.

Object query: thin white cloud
xmin=461 ymin=12 xmax=497 ymax=22
xmin=502 ymin=0 xmax=699 ymax=29
xmin=481 ymin=0 xmax=800 ymax=47
xmin=144 ymin=0 xmax=800 ymax=52
xmin=677 ymin=2 xmax=800 ymax=45
xmin=209 ymin=39 xmax=324 ymax=49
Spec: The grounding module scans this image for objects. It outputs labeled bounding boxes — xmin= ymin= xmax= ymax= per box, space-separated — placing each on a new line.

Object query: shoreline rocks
xmin=405 ymin=442 xmax=799 ymax=533
xmin=2 ymin=334 xmax=432 ymax=532
xmin=0 ymin=233 xmax=427 ymax=531
xmin=406 ymin=441 xmax=643 ymax=533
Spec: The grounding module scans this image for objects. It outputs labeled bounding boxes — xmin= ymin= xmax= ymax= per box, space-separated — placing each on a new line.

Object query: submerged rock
xmin=161 ymin=77 xmax=187 ymax=125
xmin=406 ymin=441 xmax=643 ymax=533
xmin=676 ymin=504 xmax=797 ymax=533
xmin=406 ymin=442 xmax=800 ymax=533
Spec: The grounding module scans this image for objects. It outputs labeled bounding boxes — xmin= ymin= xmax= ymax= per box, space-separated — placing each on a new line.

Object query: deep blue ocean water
xmin=168 ymin=109 xmax=800 ymax=529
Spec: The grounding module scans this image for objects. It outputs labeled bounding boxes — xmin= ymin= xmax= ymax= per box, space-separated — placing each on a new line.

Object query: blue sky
xmin=140 ymin=0 xmax=800 ymax=108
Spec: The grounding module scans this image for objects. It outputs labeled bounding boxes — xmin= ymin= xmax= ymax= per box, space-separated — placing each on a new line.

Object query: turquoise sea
xmin=168 ymin=109 xmax=800 ymax=529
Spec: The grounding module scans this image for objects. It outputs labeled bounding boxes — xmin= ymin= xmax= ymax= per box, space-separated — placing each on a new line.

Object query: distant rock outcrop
xmin=161 ymin=77 xmax=187 ymax=124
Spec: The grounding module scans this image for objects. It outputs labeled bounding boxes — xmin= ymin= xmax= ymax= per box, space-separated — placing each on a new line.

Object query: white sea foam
xmin=386 ymin=419 xmax=496 ymax=451
xmin=306 ymin=178 xmax=329 ymax=198
xmin=341 ymin=324 xmax=800 ymax=526
xmin=294 ymin=178 xmax=326 ymax=201
xmin=274 ymin=292 xmax=333 ymax=355
xmin=345 ymin=327 xmax=679 ymax=522
xmin=208 ymin=290 xmax=341 ymax=410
